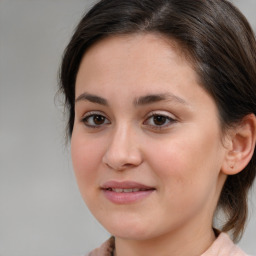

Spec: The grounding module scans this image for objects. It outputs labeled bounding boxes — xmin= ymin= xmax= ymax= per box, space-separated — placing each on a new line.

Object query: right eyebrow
xmin=75 ymin=92 xmax=108 ymax=106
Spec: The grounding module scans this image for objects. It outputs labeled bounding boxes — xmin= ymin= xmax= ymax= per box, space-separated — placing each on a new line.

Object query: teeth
xmin=111 ymin=188 xmax=143 ymax=193
xmin=114 ymin=188 xmax=123 ymax=193
xmin=123 ymin=189 xmax=133 ymax=192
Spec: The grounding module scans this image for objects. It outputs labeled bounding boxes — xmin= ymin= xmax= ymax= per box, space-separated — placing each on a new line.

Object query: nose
xmin=102 ymin=124 xmax=143 ymax=171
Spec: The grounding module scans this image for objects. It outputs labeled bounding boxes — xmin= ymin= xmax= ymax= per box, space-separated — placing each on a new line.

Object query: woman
xmin=59 ymin=0 xmax=256 ymax=255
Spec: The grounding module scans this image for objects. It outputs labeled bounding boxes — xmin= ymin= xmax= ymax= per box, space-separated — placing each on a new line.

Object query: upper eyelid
xmin=145 ymin=110 xmax=177 ymax=120
xmin=81 ymin=110 xmax=109 ymax=119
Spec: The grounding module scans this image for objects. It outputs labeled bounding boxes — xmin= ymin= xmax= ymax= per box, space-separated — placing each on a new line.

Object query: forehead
xmin=75 ymin=33 xmax=198 ymax=95
xmin=81 ymin=33 xmax=191 ymax=67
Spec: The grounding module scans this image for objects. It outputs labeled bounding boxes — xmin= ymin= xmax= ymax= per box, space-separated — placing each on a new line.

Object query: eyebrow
xmin=75 ymin=93 xmax=108 ymax=105
xmin=75 ymin=92 xmax=188 ymax=106
xmin=134 ymin=93 xmax=188 ymax=106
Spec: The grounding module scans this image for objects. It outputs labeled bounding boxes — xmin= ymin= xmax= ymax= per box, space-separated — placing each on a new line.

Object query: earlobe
xmin=222 ymin=114 xmax=256 ymax=175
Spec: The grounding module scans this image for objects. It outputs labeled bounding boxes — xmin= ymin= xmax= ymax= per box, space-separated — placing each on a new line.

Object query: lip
xmin=101 ymin=181 xmax=156 ymax=204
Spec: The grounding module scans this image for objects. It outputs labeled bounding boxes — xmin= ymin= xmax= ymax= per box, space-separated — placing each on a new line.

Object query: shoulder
xmin=84 ymin=237 xmax=115 ymax=256
xmin=201 ymin=232 xmax=249 ymax=256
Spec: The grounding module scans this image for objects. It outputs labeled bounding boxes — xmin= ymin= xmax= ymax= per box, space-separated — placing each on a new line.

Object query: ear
xmin=221 ymin=114 xmax=256 ymax=175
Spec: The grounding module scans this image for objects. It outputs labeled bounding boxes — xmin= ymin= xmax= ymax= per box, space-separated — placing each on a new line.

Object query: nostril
xmin=104 ymin=162 xmax=134 ymax=171
xmin=102 ymin=140 xmax=143 ymax=170
xmin=123 ymin=163 xmax=134 ymax=167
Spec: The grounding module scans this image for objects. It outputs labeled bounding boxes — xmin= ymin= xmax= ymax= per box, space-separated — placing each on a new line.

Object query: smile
xmin=101 ymin=181 xmax=156 ymax=204
xmin=106 ymin=188 xmax=151 ymax=193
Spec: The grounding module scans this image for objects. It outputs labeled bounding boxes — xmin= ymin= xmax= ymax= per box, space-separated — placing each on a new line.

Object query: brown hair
xmin=59 ymin=0 xmax=256 ymax=241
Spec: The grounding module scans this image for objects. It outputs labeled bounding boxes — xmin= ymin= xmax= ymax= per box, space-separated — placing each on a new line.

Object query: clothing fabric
xmin=85 ymin=233 xmax=250 ymax=256
xmin=201 ymin=233 xmax=248 ymax=256
xmin=85 ymin=236 xmax=115 ymax=256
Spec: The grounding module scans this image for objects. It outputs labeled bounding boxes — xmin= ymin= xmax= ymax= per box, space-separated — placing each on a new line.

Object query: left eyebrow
xmin=134 ymin=93 xmax=189 ymax=106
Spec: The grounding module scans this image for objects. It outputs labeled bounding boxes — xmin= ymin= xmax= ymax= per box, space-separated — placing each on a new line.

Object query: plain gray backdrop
xmin=0 ymin=0 xmax=255 ymax=255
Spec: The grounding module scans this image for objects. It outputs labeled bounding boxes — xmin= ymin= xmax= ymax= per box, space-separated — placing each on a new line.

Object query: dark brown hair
xmin=59 ymin=0 xmax=256 ymax=241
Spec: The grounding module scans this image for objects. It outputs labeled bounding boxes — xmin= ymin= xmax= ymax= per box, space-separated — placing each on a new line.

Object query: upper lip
xmin=101 ymin=181 xmax=155 ymax=190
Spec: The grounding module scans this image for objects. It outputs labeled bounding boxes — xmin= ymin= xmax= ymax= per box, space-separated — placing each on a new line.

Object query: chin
xmin=88 ymin=201 xmax=163 ymax=240
xmin=99 ymin=217 xmax=156 ymax=240
xmin=111 ymin=228 xmax=154 ymax=241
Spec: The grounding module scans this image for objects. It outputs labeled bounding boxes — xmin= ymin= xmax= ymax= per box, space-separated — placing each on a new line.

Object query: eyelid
xmin=81 ymin=110 xmax=106 ymax=119
xmin=145 ymin=110 xmax=177 ymax=120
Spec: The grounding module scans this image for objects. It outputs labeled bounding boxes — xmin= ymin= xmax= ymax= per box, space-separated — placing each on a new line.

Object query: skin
xmin=71 ymin=33 xmax=231 ymax=256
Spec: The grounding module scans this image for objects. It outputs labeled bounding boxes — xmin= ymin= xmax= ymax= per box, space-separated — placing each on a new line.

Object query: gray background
xmin=0 ymin=0 xmax=255 ymax=255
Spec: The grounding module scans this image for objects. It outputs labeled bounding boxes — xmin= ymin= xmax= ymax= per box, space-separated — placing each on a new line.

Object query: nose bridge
xmin=103 ymin=121 xmax=142 ymax=170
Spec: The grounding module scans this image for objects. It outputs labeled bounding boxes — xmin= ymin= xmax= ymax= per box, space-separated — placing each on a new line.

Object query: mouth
xmin=104 ymin=188 xmax=152 ymax=193
xmin=101 ymin=180 xmax=155 ymax=191
xmin=100 ymin=181 xmax=156 ymax=204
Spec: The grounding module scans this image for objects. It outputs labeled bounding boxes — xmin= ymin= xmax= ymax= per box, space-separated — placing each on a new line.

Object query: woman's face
xmin=71 ymin=34 xmax=228 ymax=241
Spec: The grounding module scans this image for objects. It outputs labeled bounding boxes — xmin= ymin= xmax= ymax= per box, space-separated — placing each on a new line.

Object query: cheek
xmin=146 ymin=137 xmax=196 ymax=176
xmin=145 ymin=135 xmax=222 ymax=221
xmin=70 ymin=133 xmax=103 ymax=194
xmin=146 ymin=128 xmax=223 ymax=191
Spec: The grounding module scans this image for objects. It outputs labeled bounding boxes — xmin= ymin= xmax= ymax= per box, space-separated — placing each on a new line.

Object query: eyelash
xmin=143 ymin=112 xmax=177 ymax=130
xmin=81 ymin=111 xmax=177 ymax=130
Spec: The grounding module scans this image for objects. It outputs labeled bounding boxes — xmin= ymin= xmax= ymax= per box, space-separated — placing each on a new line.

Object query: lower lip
xmin=102 ymin=189 xmax=155 ymax=204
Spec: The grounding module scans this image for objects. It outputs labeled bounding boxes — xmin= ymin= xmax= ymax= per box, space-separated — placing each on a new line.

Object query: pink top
xmin=202 ymin=233 xmax=248 ymax=256
xmin=85 ymin=233 xmax=250 ymax=256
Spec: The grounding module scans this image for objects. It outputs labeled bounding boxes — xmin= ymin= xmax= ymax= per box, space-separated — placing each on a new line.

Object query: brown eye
xmin=82 ymin=113 xmax=110 ymax=128
xmin=143 ymin=113 xmax=176 ymax=130
xmin=153 ymin=115 xmax=168 ymax=126
xmin=93 ymin=115 xmax=106 ymax=125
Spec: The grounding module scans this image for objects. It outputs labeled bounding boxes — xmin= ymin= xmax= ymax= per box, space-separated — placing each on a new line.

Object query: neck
xmin=114 ymin=225 xmax=216 ymax=256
